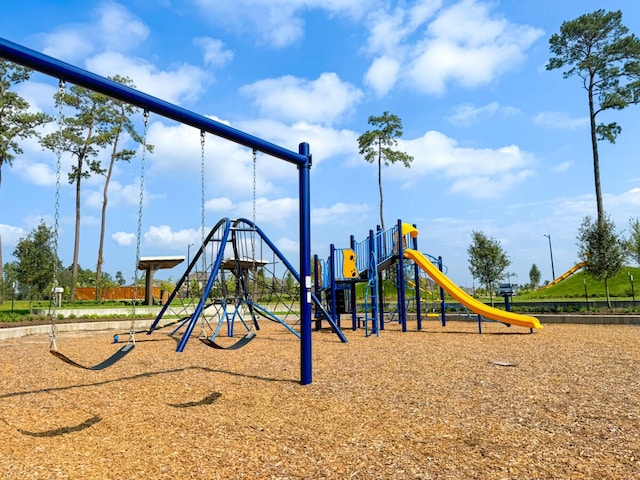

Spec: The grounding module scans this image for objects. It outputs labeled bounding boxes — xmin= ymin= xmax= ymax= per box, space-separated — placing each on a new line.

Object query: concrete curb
xmin=2 ymin=314 xmax=638 ymax=341
xmin=0 ymin=319 xmax=162 ymax=341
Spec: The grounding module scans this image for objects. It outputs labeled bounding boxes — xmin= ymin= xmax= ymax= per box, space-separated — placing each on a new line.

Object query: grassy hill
xmin=521 ymin=265 xmax=640 ymax=300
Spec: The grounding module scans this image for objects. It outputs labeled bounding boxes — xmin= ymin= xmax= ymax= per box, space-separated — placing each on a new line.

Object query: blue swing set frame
xmin=0 ymin=36 xmax=317 ymax=385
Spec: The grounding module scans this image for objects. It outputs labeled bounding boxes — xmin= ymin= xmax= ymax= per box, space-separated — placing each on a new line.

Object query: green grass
xmin=518 ymin=265 xmax=640 ymax=300
xmin=3 ymin=265 xmax=639 ymax=323
xmin=0 ymin=299 xmax=156 ymax=323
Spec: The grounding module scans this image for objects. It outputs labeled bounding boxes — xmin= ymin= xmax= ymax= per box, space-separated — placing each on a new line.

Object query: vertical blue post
xmin=375 ymin=225 xmax=385 ymax=331
xmin=439 ymin=256 xmax=446 ymax=327
xmin=298 ymin=142 xmax=312 ymax=385
xmin=329 ymin=244 xmax=338 ymax=327
xmin=396 ymin=219 xmax=407 ymax=332
xmin=313 ymin=254 xmax=322 ymax=330
xmin=350 ymin=234 xmax=358 ymax=331
xmin=412 ymin=223 xmax=422 ymax=331
xmin=368 ymin=229 xmax=378 ymax=335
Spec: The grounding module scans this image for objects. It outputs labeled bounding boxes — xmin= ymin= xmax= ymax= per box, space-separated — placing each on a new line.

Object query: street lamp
xmin=543 ymin=234 xmax=556 ymax=281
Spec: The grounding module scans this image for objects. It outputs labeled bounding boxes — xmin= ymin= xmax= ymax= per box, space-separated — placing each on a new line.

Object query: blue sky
xmin=2 ymin=0 xmax=640 ymax=288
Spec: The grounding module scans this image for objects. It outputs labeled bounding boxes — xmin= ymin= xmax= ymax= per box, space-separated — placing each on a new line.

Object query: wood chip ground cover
xmin=0 ymin=321 xmax=638 ymax=479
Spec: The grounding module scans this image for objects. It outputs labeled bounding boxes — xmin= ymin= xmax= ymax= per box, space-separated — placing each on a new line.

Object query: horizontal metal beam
xmin=0 ymin=37 xmax=308 ymax=166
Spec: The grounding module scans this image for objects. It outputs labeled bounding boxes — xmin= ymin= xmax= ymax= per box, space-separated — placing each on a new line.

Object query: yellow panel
xmin=341 ymin=249 xmax=358 ymax=278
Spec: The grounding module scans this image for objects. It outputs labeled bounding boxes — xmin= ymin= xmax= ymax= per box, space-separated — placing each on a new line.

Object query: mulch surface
xmin=0 ymin=319 xmax=638 ymax=479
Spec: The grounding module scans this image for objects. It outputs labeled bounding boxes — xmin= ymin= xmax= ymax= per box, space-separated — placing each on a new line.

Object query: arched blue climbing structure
xmin=149 ymin=218 xmax=347 ymax=350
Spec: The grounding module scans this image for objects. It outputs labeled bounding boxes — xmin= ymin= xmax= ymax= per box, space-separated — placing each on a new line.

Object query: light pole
xmin=187 ymin=243 xmax=194 ymax=298
xmin=543 ymin=234 xmax=556 ymax=281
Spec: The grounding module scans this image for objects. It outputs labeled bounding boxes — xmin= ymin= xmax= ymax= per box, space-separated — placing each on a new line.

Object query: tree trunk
xmin=588 ymin=79 xmax=604 ymax=226
xmin=71 ymin=165 xmax=81 ymax=301
xmin=96 ymin=130 xmax=120 ymax=300
xmin=605 ymin=278 xmax=612 ymax=309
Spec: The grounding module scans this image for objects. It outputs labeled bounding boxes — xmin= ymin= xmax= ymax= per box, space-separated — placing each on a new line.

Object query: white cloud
xmin=144 ymin=225 xmax=199 ymax=250
xmin=205 ymin=197 xmax=234 ymax=211
xmin=192 ymin=0 xmax=367 ymax=48
xmin=145 ymin=121 xmax=278 ymax=195
xmin=112 ymin=231 xmax=135 ymax=246
xmin=240 ymin=73 xmax=363 ymax=124
xmin=552 ymin=161 xmax=573 ymax=173
xmin=13 ymin=161 xmax=57 ymax=187
xmin=533 ymin=112 xmax=589 ymax=130
xmin=85 ymin=180 xmax=143 ymax=210
xmin=364 ymin=56 xmax=402 ymax=97
xmin=447 ymin=101 xmax=520 ymax=127
xmin=194 ymin=37 xmax=234 ymax=68
xmin=238 ymin=118 xmax=359 ymax=167
xmin=311 ymin=203 xmax=370 ymax=224
xmin=35 ymin=3 xmax=208 ymax=105
xmin=364 ymin=0 xmax=543 ymax=96
xmin=388 ymin=130 xmax=536 ymax=198
xmin=85 ymin=51 xmax=209 ymax=104
xmin=0 ymin=224 xmax=28 ymax=248
xmin=205 ymin=196 xmax=298 ymax=225
xmin=39 ymin=2 xmax=149 ymax=62
xmin=275 ymin=237 xmax=299 ymax=254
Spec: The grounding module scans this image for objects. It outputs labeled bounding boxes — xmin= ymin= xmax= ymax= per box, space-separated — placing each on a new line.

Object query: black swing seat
xmin=50 ymin=343 xmax=135 ymax=370
xmin=199 ymin=331 xmax=256 ymax=350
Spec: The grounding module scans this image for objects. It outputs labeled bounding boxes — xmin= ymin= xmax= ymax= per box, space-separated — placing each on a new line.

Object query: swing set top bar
xmin=0 ymin=37 xmax=308 ymax=166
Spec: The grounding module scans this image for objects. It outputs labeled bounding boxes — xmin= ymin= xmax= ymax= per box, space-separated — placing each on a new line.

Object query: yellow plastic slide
xmin=404 ymin=249 xmax=542 ymax=330
xmin=545 ymin=261 xmax=587 ymax=288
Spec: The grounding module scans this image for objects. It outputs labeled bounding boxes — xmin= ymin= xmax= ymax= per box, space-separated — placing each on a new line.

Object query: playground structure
xmin=0 ymin=37 xmax=541 ymax=384
xmin=314 ymin=220 xmax=542 ymax=334
xmin=545 ymin=261 xmax=587 ymax=288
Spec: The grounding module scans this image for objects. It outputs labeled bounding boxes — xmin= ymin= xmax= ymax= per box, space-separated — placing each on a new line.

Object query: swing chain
xmin=130 ymin=110 xmax=149 ymax=337
xmin=200 ymin=130 xmax=206 ymax=270
xmin=251 ymin=149 xmax=257 ymax=301
xmin=49 ymin=79 xmax=66 ymax=351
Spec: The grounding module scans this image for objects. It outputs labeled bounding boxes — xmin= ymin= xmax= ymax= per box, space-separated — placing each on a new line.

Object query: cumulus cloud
xmin=533 ymin=112 xmax=589 ymax=130
xmin=364 ymin=56 xmax=402 ymax=97
xmin=364 ymin=0 xmax=543 ymax=96
xmin=447 ymin=101 xmax=520 ymax=127
xmin=85 ymin=180 xmax=144 ymax=210
xmin=13 ymin=162 xmax=57 ymax=187
xmin=36 ymin=3 xmax=209 ymax=105
xmin=192 ymin=0 xmax=367 ymax=48
xmin=311 ymin=203 xmax=370 ymax=224
xmin=275 ymin=237 xmax=299 ymax=254
xmin=39 ymin=2 xmax=149 ymax=62
xmin=388 ymin=130 xmax=536 ymax=198
xmin=205 ymin=196 xmax=299 ymax=225
xmin=194 ymin=37 xmax=234 ymax=68
xmin=144 ymin=225 xmax=199 ymax=249
xmin=85 ymin=51 xmax=209 ymax=104
xmin=0 ymin=224 xmax=28 ymax=248
xmin=552 ymin=161 xmax=574 ymax=173
xmin=240 ymin=73 xmax=363 ymax=125
xmin=112 ymin=231 xmax=135 ymax=246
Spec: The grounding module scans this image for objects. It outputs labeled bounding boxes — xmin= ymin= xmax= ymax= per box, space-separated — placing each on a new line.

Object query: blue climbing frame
xmin=0 ymin=37 xmax=316 ymax=385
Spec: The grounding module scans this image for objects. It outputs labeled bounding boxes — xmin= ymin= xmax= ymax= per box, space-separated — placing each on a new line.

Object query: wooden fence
xmin=75 ymin=286 xmax=162 ymax=301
